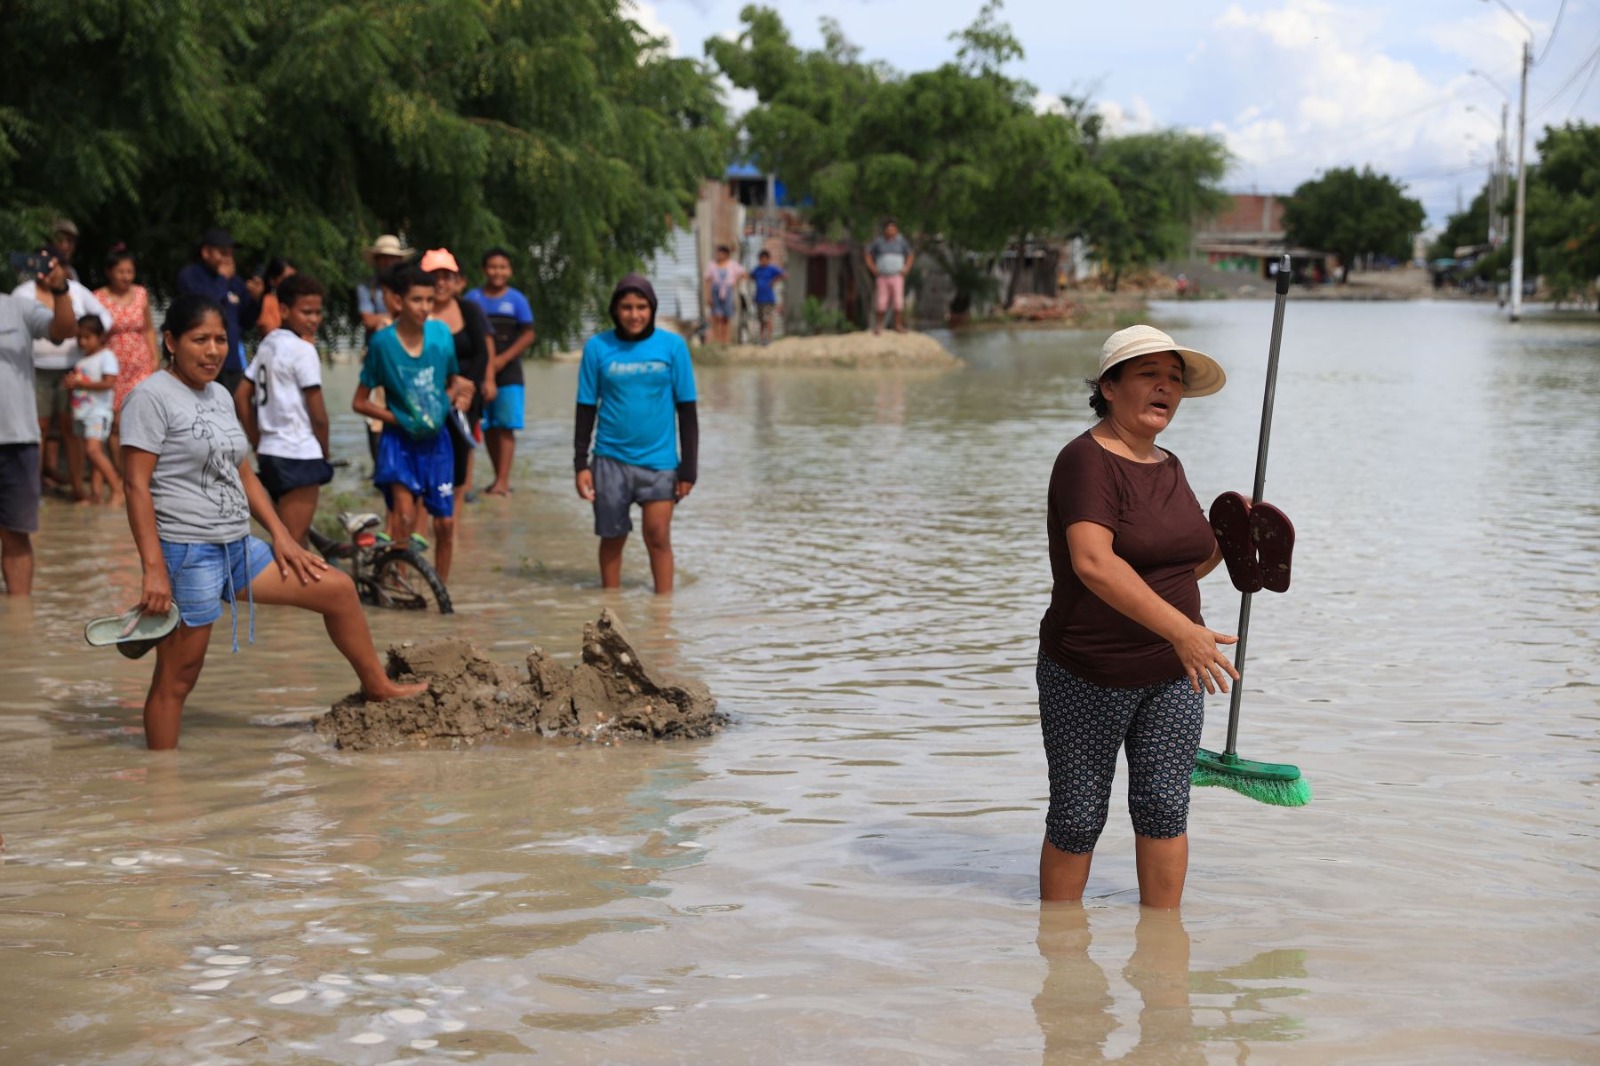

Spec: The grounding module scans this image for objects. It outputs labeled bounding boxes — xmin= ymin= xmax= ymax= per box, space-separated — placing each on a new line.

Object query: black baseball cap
xmin=199 ymin=227 xmax=235 ymax=249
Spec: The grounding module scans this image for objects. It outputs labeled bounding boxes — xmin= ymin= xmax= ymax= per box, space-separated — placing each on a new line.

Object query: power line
xmin=1533 ymin=30 xmax=1600 ymax=115
xmin=1534 ymin=0 xmax=1569 ymax=66
xmin=1563 ymin=46 xmax=1600 ymax=120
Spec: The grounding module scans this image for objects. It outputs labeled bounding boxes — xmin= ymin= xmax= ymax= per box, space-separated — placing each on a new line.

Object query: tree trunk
xmin=1004 ymin=234 xmax=1027 ymax=309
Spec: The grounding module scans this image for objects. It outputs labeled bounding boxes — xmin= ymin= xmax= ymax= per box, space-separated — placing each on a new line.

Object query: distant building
xmin=1193 ymin=192 xmax=1336 ymax=282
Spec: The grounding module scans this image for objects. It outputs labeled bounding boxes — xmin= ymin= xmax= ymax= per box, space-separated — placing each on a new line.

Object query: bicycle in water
xmin=308 ymin=511 xmax=453 ymax=614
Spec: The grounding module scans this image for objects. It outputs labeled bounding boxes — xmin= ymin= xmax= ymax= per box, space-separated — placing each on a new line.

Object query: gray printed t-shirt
xmin=868 ymin=235 xmax=912 ymax=276
xmin=0 ymin=294 xmax=55 ymax=444
xmin=120 ymin=370 xmax=252 ymax=543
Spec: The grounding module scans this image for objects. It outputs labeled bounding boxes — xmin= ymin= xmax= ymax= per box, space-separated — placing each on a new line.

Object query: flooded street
xmin=2 ymin=299 xmax=1597 ymax=1064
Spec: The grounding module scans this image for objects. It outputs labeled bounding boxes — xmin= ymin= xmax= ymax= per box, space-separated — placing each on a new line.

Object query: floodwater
xmin=2 ymin=299 xmax=1597 ymax=1064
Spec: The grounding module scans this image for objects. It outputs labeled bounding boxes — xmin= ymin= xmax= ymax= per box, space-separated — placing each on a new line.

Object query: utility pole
xmin=1491 ymin=100 xmax=1504 ymax=246
xmin=1510 ymin=38 xmax=1529 ymax=321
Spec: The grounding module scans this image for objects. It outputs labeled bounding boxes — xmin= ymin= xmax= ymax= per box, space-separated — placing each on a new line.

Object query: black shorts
xmin=0 ymin=443 xmax=41 ymax=534
xmin=257 ymin=455 xmax=333 ymax=501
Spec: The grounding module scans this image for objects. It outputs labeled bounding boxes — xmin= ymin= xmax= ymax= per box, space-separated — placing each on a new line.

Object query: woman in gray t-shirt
xmin=120 ymin=295 xmax=426 ymax=750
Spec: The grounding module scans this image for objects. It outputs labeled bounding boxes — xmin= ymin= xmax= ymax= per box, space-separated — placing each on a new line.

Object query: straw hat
xmin=418 ymin=248 xmax=460 ymax=274
xmin=365 ymin=234 xmax=411 ymax=260
xmin=1097 ymin=324 xmax=1225 ymax=397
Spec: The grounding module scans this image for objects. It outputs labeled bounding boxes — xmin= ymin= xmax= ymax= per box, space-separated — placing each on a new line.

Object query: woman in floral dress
xmin=95 ymin=246 xmax=160 ymax=418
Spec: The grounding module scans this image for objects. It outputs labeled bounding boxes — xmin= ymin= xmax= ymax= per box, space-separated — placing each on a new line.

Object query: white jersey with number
xmin=244 ymin=328 xmax=323 ymax=459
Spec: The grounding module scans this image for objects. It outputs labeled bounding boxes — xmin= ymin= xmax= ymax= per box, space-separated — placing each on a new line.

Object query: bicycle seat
xmin=338 ymin=511 xmax=384 ymax=536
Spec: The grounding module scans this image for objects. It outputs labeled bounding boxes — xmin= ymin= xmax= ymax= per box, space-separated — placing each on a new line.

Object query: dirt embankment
xmin=703 ymin=330 xmax=961 ymax=368
xmin=315 ymin=610 xmax=722 ymax=750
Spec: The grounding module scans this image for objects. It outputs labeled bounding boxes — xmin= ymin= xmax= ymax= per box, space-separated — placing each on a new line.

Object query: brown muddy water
xmin=1 ymin=300 xmax=1597 ymax=1064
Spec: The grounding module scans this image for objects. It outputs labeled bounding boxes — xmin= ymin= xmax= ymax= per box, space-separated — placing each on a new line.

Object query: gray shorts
xmin=592 ymin=454 xmax=675 ymax=538
xmin=34 ymin=368 xmax=70 ymax=421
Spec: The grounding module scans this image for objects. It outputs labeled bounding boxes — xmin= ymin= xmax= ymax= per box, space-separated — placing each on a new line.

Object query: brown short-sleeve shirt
xmin=1039 ymin=430 xmax=1217 ymax=687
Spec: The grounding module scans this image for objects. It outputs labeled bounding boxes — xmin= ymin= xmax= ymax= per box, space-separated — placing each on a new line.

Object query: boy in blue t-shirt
xmin=573 ymin=274 xmax=698 ymax=594
xmin=353 ymin=266 xmax=473 ymax=581
xmin=464 ymin=247 xmax=536 ymax=497
xmin=750 ymin=249 xmax=786 ymax=346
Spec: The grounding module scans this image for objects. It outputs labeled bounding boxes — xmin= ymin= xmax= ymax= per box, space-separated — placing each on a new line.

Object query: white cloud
xmin=630 ymin=0 xmax=680 ymax=57
xmin=1097 ymin=96 xmax=1157 ymax=135
xmin=1189 ymin=0 xmax=1510 ymax=219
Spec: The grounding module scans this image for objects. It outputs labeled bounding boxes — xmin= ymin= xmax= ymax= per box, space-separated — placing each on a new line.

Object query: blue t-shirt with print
xmin=360 ymin=321 xmax=459 ymax=441
xmin=577 ymin=328 xmax=696 ymax=472
xmin=464 ymin=286 xmax=534 ymax=388
xmin=751 ymin=264 xmax=784 ymax=304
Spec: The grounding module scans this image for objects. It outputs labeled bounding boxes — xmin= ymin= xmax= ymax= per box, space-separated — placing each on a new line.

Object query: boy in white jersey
xmin=235 ymin=274 xmax=331 ymax=545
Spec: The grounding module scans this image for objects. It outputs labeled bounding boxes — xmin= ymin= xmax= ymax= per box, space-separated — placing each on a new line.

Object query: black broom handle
xmin=1224 ymin=254 xmax=1291 ymax=757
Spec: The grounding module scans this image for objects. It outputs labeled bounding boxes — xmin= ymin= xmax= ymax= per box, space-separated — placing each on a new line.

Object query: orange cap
xmin=419 ymin=248 xmax=460 ymax=274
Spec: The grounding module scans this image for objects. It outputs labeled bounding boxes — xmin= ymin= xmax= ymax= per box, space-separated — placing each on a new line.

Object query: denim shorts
xmin=161 ymin=536 xmax=275 ymax=633
xmin=592 ymin=454 xmax=676 ymax=538
xmin=710 ymin=290 xmax=735 ymax=319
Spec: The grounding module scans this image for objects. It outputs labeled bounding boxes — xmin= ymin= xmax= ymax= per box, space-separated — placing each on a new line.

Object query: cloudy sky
xmin=637 ymin=0 xmax=1600 ymax=226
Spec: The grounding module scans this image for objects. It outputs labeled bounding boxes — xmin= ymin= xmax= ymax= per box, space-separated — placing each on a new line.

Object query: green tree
xmin=1282 ymin=166 xmax=1425 ymax=278
xmin=1087 ymin=131 xmax=1231 ymax=291
xmin=710 ymin=3 xmax=1120 ymax=316
xmin=1524 ymin=121 xmax=1600 ymax=304
xmin=1427 ymin=185 xmax=1494 ymax=261
xmin=0 ymin=0 xmax=727 ymax=346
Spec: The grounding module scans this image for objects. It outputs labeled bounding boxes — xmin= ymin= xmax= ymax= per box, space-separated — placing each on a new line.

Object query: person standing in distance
xmin=0 ymin=255 xmax=78 ymax=594
xmin=749 ymin=249 xmax=786 ymax=346
xmin=573 ymin=276 xmax=698 ymax=594
xmin=175 ymin=228 xmax=262 ymax=396
xmin=465 ymin=248 xmax=536 ymax=497
xmin=865 ymin=219 xmax=915 ymax=335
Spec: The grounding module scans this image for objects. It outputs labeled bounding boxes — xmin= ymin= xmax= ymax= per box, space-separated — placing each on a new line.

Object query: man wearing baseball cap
xmin=175 ymin=226 xmax=262 ymax=394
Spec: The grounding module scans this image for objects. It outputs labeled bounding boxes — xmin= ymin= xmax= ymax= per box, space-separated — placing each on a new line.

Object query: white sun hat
xmin=1097 ymin=324 xmax=1226 ymax=397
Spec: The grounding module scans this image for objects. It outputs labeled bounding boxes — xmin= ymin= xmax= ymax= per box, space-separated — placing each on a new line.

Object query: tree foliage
xmin=0 ymin=0 xmax=727 ymax=344
xmin=1089 ymin=131 xmax=1230 ymax=291
xmin=1281 ymin=166 xmax=1425 ymax=275
xmin=707 ymin=2 xmax=1225 ymax=313
xmin=1524 ymin=121 xmax=1600 ymax=302
xmin=1427 ymin=186 xmax=1494 ymax=261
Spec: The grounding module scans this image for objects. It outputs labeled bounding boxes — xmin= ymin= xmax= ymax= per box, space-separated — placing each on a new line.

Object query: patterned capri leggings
xmin=1037 ymin=654 xmax=1205 ymax=854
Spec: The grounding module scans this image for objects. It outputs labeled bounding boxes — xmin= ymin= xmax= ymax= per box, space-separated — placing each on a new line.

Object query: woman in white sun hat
xmin=1036 ymin=324 xmax=1236 ymax=909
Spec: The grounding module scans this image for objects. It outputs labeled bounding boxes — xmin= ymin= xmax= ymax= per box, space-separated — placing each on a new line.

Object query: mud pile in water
xmin=315 ymin=609 xmax=722 ymax=750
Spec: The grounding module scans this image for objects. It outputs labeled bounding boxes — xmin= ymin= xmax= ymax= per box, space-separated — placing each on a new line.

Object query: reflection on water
xmin=2 ymin=301 xmax=1598 ymax=1063
xmin=1035 ymin=906 xmax=1307 ymax=1064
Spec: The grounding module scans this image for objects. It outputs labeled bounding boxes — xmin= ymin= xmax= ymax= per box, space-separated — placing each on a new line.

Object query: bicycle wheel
xmin=369 ymin=547 xmax=453 ymax=614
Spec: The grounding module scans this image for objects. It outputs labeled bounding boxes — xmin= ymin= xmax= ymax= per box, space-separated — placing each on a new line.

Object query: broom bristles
xmin=1191 ymin=767 xmax=1312 ymax=807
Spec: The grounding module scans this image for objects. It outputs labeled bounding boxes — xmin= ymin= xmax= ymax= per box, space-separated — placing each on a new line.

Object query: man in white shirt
xmin=13 ymin=253 xmax=112 ymax=500
xmin=1 ymin=255 xmax=78 ymax=594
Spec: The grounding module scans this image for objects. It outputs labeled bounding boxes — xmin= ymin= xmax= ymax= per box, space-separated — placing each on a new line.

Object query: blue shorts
xmin=161 ymin=536 xmax=275 ymax=632
xmin=710 ymin=290 xmax=735 ymax=319
xmin=483 ymin=384 xmax=525 ymax=431
xmin=375 ymin=428 xmax=455 ymax=518
xmin=258 ymin=454 xmax=333 ymax=500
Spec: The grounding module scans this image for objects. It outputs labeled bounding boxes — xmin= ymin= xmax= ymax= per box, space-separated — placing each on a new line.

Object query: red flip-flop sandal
xmin=1250 ymin=502 xmax=1295 ymax=593
xmin=1210 ymin=491 xmax=1262 ymax=593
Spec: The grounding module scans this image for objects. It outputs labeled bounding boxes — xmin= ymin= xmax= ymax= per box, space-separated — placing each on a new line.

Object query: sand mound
xmin=314 ymin=610 xmax=722 ymax=750
xmin=711 ymin=331 xmax=960 ymax=368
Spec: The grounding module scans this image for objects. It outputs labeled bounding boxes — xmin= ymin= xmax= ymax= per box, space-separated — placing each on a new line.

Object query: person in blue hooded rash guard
xmin=572 ymin=275 xmax=698 ymax=594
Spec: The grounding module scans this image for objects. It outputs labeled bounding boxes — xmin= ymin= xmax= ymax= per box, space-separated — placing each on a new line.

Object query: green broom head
xmin=1192 ymin=748 xmax=1312 ymax=808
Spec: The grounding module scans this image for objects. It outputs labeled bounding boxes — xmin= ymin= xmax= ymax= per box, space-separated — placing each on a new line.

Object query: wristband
xmin=50 ymin=283 xmax=69 ymax=296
